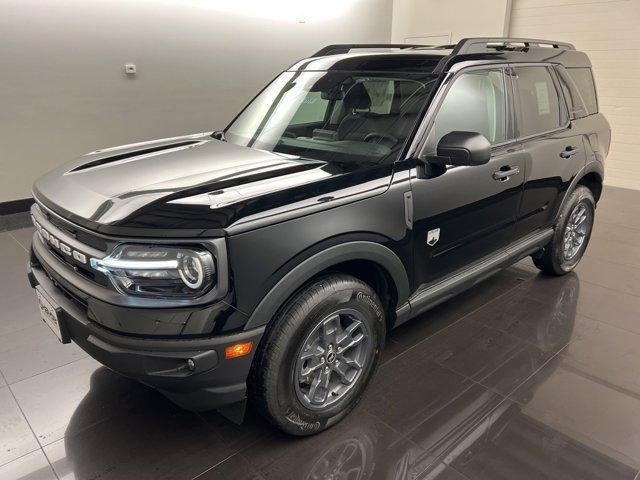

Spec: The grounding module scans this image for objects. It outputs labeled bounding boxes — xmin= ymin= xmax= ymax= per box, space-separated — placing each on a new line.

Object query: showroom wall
xmin=0 ymin=0 xmax=393 ymax=203
xmin=510 ymin=0 xmax=640 ymax=190
xmin=391 ymin=0 xmax=511 ymax=44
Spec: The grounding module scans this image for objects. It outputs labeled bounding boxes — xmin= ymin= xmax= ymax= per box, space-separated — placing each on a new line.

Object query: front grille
xmin=32 ymin=203 xmax=111 ymax=288
xmin=46 ymin=246 xmax=106 ymax=285
xmin=55 ymin=278 xmax=89 ymax=312
xmin=42 ymin=209 xmax=108 ymax=252
xmin=34 ymin=256 xmax=89 ymax=313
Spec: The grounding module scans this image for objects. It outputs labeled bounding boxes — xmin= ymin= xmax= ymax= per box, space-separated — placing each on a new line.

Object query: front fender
xmin=243 ymin=241 xmax=410 ymax=330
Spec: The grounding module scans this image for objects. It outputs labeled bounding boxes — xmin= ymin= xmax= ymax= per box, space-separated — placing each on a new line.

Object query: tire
xmin=250 ymin=273 xmax=385 ymax=436
xmin=532 ymin=185 xmax=595 ymax=276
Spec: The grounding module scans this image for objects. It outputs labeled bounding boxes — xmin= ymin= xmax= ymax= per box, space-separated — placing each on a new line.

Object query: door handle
xmin=560 ymin=147 xmax=580 ymax=158
xmin=493 ymin=166 xmax=520 ymax=181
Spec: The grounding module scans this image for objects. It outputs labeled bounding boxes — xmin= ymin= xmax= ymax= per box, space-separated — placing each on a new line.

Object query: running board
xmin=397 ymin=228 xmax=553 ymax=326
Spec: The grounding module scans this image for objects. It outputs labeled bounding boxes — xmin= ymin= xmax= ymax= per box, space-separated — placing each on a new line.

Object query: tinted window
xmin=567 ymin=68 xmax=598 ymax=115
xmin=429 ymin=68 xmax=507 ymax=148
xmin=555 ymin=66 xmax=588 ymax=119
xmin=514 ymin=66 xmax=563 ymax=137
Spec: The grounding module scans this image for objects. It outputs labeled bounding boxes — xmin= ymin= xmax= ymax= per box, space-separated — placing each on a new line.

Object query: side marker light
xmin=225 ymin=341 xmax=253 ymax=359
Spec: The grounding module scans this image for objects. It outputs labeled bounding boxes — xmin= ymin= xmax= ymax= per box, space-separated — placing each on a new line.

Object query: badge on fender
xmin=427 ymin=228 xmax=440 ymax=246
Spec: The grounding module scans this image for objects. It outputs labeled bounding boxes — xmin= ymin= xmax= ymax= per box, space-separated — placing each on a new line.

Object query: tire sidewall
xmin=268 ymin=277 xmax=385 ymax=435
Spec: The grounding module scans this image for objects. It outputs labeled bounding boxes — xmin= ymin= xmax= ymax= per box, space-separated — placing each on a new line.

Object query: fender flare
xmin=243 ymin=241 xmax=410 ymax=330
xmin=555 ymin=160 xmax=604 ymax=221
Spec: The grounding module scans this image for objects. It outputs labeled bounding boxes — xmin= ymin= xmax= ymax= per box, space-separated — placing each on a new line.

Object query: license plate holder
xmin=35 ymin=286 xmax=70 ymax=344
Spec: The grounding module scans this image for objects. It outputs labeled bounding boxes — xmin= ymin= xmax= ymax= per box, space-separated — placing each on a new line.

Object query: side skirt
xmin=394 ymin=228 xmax=553 ymax=327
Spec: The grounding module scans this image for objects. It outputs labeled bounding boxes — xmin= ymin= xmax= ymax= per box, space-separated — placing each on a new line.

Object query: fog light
xmin=225 ymin=341 xmax=253 ymax=359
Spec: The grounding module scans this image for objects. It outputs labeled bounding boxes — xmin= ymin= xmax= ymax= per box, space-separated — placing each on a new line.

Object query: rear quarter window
xmin=566 ymin=67 xmax=598 ymax=115
xmin=555 ymin=66 xmax=587 ymax=119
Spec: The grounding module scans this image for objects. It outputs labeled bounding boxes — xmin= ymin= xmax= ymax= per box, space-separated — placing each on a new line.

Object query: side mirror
xmin=429 ymin=131 xmax=491 ymax=167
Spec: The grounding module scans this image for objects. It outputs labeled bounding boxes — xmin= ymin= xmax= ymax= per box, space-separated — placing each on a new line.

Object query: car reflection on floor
xmin=52 ymin=271 xmax=636 ymax=480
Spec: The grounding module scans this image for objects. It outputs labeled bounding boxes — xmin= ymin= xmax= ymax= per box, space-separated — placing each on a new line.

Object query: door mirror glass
xmin=431 ymin=131 xmax=491 ymax=166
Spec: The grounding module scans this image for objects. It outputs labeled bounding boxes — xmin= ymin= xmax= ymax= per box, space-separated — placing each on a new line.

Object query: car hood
xmin=33 ymin=133 xmax=391 ymax=236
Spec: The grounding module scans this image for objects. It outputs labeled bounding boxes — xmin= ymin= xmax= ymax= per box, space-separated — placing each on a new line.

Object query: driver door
xmin=411 ymin=66 xmax=526 ymax=287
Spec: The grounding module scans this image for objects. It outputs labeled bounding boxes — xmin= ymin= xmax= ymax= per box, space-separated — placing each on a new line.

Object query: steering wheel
xmin=364 ymin=132 xmax=398 ymax=145
xmin=282 ymin=131 xmax=297 ymax=139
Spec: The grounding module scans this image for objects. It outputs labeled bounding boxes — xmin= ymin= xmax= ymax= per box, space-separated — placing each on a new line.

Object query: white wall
xmin=0 ymin=0 xmax=393 ymax=203
xmin=509 ymin=0 xmax=640 ymax=191
xmin=391 ymin=0 xmax=511 ymax=44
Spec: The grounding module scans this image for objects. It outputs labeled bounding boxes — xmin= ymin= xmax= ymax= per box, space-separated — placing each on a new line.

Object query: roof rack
xmin=451 ymin=37 xmax=575 ymax=55
xmin=311 ymin=44 xmax=428 ymax=58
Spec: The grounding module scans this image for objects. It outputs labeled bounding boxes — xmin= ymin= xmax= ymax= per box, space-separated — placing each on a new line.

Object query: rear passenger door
xmin=510 ymin=65 xmax=587 ymax=237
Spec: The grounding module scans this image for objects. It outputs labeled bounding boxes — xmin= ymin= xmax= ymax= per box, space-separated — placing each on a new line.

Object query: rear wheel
xmin=532 ymin=185 xmax=595 ymax=275
xmin=250 ymin=274 xmax=385 ymax=435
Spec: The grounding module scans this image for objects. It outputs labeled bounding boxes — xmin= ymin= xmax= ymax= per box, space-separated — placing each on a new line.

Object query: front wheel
xmin=532 ymin=185 xmax=595 ymax=275
xmin=250 ymin=274 xmax=385 ymax=436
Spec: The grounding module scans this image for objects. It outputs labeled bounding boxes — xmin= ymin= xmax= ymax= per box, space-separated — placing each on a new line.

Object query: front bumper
xmin=27 ymin=252 xmax=265 ymax=412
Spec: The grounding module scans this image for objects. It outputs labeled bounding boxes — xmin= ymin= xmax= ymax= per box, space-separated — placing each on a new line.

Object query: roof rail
xmin=311 ymin=44 xmax=428 ymax=58
xmin=451 ymin=37 xmax=575 ymax=55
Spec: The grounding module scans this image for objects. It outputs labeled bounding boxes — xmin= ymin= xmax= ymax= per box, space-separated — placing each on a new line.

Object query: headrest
xmin=343 ymin=82 xmax=371 ymax=111
xmin=391 ymin=81 xmax=425 ymax=115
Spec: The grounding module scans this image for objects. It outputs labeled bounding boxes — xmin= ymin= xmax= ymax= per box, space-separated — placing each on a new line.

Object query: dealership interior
xmin=2 ymin=0 xmax=640 ymax=479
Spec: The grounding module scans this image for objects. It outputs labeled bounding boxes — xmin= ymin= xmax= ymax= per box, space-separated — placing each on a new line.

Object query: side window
xmin=429 ymin=68 xmax=507 ymax=151
xmin=567 ymin=68 xmax=598 ymax=115
xmin=555 ymin=66 xmax=588 ymax=119
xmin=513 ymin=66 xmax=563 ymax=137
xmin=290 ymin=91 xmax=329 ymax=125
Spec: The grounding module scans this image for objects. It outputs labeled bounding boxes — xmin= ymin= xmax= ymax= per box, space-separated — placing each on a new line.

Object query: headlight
xmin=91 ymin=244 xmax=215 ymax=298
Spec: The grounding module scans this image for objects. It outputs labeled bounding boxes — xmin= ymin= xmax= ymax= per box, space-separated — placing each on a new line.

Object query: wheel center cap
xmin=326 ymin=351 xmax=336 ymax=363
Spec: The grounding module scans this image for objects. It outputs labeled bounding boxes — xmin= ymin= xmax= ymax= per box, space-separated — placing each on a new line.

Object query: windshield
xmin=225 ymin=71 xmax=437 ymax=165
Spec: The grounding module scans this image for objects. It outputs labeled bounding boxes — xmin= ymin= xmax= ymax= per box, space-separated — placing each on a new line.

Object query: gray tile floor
xmin=1 ymin=186 xmax=640 ymax=480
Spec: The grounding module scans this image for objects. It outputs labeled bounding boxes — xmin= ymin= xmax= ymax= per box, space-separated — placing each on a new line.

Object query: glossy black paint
xmin=411 ymin=143 xmax=528 ymax=286
xmin=28 ymin=41 xmax=610 ymax=413
xmin=433 ymin=131 xmax=492 ymax=166
xmin=27 ymin=260 xmax=262 ymax=410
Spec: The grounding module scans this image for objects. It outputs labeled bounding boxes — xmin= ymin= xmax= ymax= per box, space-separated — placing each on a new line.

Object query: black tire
xmin=250 ymin=274 xmax=385 ymax=436
xmin=532 ymin=185 xmax=595 ymax=276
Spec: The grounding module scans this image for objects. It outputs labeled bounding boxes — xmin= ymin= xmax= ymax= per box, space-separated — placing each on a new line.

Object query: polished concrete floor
xmin=1 ymin=186 xmax=640 ymax=480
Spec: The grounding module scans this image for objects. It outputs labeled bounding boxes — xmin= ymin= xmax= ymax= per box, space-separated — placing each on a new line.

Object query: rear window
xmin=567 ymin=67 xmax=598 ymax=115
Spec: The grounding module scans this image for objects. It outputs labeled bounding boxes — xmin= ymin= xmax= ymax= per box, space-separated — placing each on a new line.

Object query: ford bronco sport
xmin=27 ymin=38 xmax=610 ymax=435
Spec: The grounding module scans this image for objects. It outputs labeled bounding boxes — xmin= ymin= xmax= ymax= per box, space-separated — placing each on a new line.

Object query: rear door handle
xmin=493 ymin=166 xmax=520 ymax=181
xmin=560 ymin=147 xmax=580 ymax=158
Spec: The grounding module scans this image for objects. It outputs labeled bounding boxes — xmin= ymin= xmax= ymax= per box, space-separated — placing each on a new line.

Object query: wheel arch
xmin=576 ymin=170 xmax=603 ymax=203
xmin=556 ymin=161 xmax=604 ymax=221
xmin=243 ymin=241 xmax=410 ymax=331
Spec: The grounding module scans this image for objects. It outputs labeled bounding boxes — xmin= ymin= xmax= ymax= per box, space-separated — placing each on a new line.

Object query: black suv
xmin=27 ymin=38 xmax=610 ymax=435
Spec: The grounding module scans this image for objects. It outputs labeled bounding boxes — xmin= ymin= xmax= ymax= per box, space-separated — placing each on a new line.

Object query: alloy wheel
xmin=563 ymin=202 xmax=592 ymax=261
xmin=294 ymin=309 xmax=371 ymax=410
